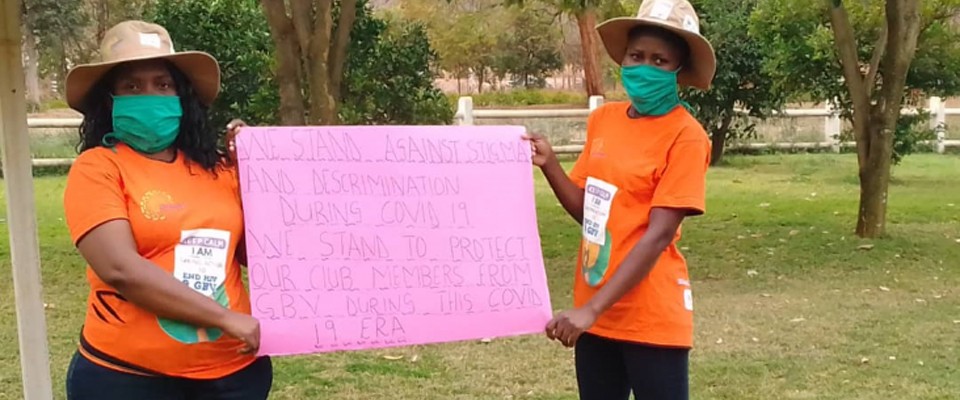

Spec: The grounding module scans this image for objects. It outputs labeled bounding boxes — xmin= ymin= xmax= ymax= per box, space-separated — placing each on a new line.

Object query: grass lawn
xmin=1 ymin=153 xmax=959 ymax=399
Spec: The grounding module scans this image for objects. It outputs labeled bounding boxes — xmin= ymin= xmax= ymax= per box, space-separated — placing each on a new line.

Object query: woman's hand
xmin=226 ymin=119 xmax=248 ymax=164
xmin=219 ymin=311 xmax=261 ymax=355
xmin=523 ymin=133 xmax=557 ymax=168
xmin=545 ymin=307 xmax=599 ymax=348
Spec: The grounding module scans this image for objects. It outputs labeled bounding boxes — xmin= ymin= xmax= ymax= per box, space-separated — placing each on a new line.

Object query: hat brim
xmin=65 ymin=51 xmax=221 ymax=113
xmin=597 ymin=17 xmax=716 ymax=90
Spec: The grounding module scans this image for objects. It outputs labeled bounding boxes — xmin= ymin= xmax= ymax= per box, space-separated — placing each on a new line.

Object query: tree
xmin=152 ymin=0 xmax=451 ymax=127
xmin=681 ymin=0 xmax=783 ymax=166
xmin=751 ymin=0 xmax=960 ymax=237
xmin=495 ymin=8 xmax=564 ymax=88
xmin=339 ymin=16 xmax=453 ymax=125
xmin=259 ymin=0 xmax=358 ymax=125
xmin=149 ymin=0 xmax=278 ymax=129
xmin=21 ymin=0 xmax=87 ymax=109
xmin=506 ymin=0 xmax=607 ymax=96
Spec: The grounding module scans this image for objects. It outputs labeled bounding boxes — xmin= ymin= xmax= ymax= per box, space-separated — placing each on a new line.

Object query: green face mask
xmin=620 ymin=64 xmax=682 ymax=116
xmin=104 ymin=95 xmax=183 ymax=153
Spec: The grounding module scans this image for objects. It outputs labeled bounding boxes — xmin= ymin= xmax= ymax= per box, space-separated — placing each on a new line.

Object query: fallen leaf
xmin=810 ymin=192 xmax=818 ymax=197
xmin=383 ymin=355 xmax=404 ymax=361
xmin=761 ymin=293 xmax=772 ymax=298
xmin=915 ymin=298 xmax=926 ymax=303
xmin=747 ymin=270 xmax=759 ymax=277
xmin=410 ymin=355 xmax=420 ymax=363
xmin=953 ymin=320 xmax=960 ymax=324
xmin=790 ymin=317 xmax=806 ymax=323
xmin=737 ymin=235 xmax=746 ymax=240
xmin=778 ymin=239 xmax=788 ymax=243
xmin=858 ymin=244 xmax=875 ymax=250
xmin=751 ymin=337 xmax=759 ymax=343
xmin=860 ymin=357 xmax=870 ymax=364
xmin=681 ymin=246 xmax=690 ymax=251
xmin=889 ymin=356 xmax=896 ymax=361
xmin=759 ymin=203 xmax=771 ymax=208
xmin=879 ymin=286 xmax=890 ymax=292
xmin=715 ymin=338 xmax=723 ymax=344
xmin=918 ymin=361 xmax=925 ymax=366
xmin=480 ymin=338 xmax=493 ymax=343
xmin=789 ymin=230 xmax=800 ymax=236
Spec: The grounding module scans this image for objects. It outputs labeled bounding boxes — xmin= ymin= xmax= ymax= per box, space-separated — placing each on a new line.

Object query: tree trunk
xmin=260 ymin=0 xmax=306 ymax=125
xmin=828 ymin=0 xmax=922 ymax=238
xmin=96 ymin=0 xmax=109 ymax=43
xmin=710 ymin=113 xmax=733 ymax=166
xmin=328 ymin=0 xmax=357 ymax=109
xmin=307 ymin=0 xmax=337 ymax=125
xmin=856 ymin=123 xmax=891 ymax=237
xmin=575 ymin=9 xmax=604 ymax=96
xmin=22 ymin=30 xmax=41 ymax=112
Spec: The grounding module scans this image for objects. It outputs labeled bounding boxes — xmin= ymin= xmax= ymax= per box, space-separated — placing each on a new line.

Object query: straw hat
xmin=65 ymin=20 xmax=220 ymax=112
xmin=597 ymin=0 xmax=716 ymax=90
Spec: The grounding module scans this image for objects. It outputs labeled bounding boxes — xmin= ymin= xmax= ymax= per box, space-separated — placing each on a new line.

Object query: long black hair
xmin=77 ymin=61 xmax=226 ymax=173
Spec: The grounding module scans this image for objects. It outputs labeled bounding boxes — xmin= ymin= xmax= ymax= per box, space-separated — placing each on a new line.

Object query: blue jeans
xmin=66 ymin=352 xmax=272 ymax=400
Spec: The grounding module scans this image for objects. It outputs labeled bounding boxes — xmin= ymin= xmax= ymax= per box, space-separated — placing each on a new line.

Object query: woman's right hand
xmin=219 ymin=311 xmax=261 ymax=355
xmin=523 ymin=132 xmax=557 ymax=168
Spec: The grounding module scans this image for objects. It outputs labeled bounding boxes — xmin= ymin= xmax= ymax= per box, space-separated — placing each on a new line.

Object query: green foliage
xmin=495 ymin=8 xmax=564 ymax=88
xmin=24 ymin=0 xmax=88 ymax=83
xmin=749 ymin=0 xmax=960 ymax=161
xmin=340 ymin=14 xmax=453 ymax=125
xmin=150 ymin=0 xmax=451 ymax=127
xmin=451 ymin=89 xmax=587 ymax=107
xmin=680 ymin=0 xmax=783 ymax=163
xmin=149 ymin=0 xmax=278 ymax=130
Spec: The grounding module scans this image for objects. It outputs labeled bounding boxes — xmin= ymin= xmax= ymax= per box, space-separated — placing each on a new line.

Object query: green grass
xmin=1 ymin=154 xmax=959 ymax=399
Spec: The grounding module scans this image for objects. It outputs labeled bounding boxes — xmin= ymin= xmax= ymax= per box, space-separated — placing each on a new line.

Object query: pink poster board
xmin=235 ymin=125 xmax=553 ymax=356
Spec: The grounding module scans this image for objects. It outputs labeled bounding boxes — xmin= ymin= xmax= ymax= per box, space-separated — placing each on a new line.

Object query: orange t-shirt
xmin=63 ymin=143 xmax=255 ymax=379
xmin=569 ymin=102 xmax=710 ymax=348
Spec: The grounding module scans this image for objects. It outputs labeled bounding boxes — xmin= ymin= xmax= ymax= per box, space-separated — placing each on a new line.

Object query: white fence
xmin=21 ymin=97 xmax=960 ymax=167
xmin=454 ymin=95 xmax=960 ymax=155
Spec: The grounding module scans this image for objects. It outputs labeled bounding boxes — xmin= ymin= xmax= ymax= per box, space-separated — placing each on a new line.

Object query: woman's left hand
xmin=226 ymin=119 xmax=248 ymax=164
xmin=545 ymin=306 xmax=599 ymax=348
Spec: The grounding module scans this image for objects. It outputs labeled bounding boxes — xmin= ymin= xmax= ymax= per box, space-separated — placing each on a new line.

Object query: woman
xmin=527 ymin=0 xmax=715 ymax=399
xmin=62 ymin=20 xmax=271 ymax=399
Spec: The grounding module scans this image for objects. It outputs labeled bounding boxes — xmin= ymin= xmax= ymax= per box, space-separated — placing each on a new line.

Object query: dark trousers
xmin=66 ymin=352 xmax=273 ymax=400
xmin=575 ymin=332 xmax=689 ymax=400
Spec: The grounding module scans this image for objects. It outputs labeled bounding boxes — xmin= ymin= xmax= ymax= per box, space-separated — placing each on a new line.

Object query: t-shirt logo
xmin=139 ymin=190 xmax=183 ymax=221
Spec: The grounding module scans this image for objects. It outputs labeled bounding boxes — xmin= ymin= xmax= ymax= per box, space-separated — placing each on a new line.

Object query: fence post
xmin=589 ymin=95 xmax=604 ymax=111
xmin=930 ymin=96 xmax=946 ymax=154
xmin=457 ymin=96 xmax=474 ymax=126
xmin=825 ymin=101 xmax=841 ymax=153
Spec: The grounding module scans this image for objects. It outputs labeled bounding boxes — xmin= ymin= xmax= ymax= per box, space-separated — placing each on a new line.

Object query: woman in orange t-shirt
xmin=526 ymin=0 xmax=715 ymax=398
xmin=62 ymin=21 xmax=270 ymax=399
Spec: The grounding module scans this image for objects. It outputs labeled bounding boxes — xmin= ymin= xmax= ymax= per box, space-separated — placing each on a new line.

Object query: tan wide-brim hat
xmin=597 ymin=0 xmax=716 ymax=90
xmin=65 ymin=20 xmax=220 ymax=113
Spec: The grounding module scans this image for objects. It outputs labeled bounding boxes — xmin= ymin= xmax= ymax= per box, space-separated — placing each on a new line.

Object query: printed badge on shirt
xmin=174 ymin=229 xmax=230 ymax=298
xmin=581 ymin=177 xmax=618 ymax=287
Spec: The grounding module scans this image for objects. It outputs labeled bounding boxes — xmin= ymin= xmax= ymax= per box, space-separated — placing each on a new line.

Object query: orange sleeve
xmin=651 ymin=124 xmax=711 ymax=215
xmin=63 ymin=150 xmax=129 ymax=244
xmin=568 ymin=106 xmax=603 ymax=188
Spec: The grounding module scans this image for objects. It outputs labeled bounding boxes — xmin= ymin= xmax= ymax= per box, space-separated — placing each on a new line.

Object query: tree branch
xmin=865 ymin=20 xmax=886 ymax=99
xmin=329 ymin=0 xmax=357 ymax=103
xmin=877 ymin=0 xmax=922 ymax=142
xmin=290 ymin=0 xmax=313 ymax=56
xmin=826 ymin=0 xmax=871 ymax=166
